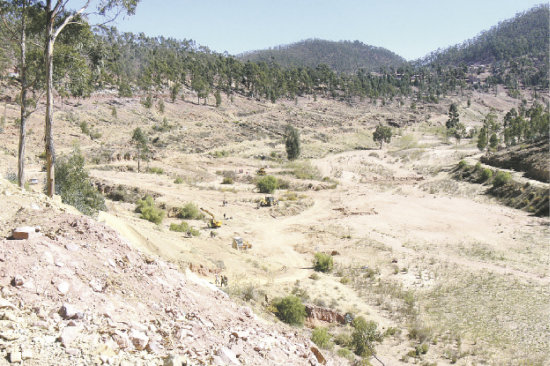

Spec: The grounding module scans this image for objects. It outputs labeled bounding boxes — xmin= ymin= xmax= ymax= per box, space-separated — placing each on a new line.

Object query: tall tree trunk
xmin=17 ymin=0 xmax=27 ymax=188
xmin=45 ymin=2 xmax=55 ymax=197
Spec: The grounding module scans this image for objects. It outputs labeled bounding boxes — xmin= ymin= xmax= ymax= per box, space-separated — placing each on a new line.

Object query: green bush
xmin=336 ymin=347 xmax=354 ymax=360
xmin=174 ymin=177 xmax=183 ymax=184
xmin=54 ymin=148 xmax=106 ymax=216
xmin=285 ymin=125 xmax=301 ymax=160
xmin=222 ymin=177 xmax=234 ymax=184
xmin=178 ymin=202 xmax=203 ymax=219
xmin=311 ymin=327 xmax=333 ymax=350
xmin=135 ymin=195 xmax=164 ymax=224
xmin=147 ymin=167 xmax=164 ymax=174
xmin=493 ymin=171 xmax=511 ymax=187
xmin=287 ymin=161 xmax=321 ymax=180
xmin=313 ymin=252 xmax=333 ymax=273
xmin=169 ymin=221 xmax=199 ymax=236
xmin=480 ymin=168 xmax=493 ymax=182
xmin=457 ymin=160 xmax=468 ymax=169
xmin=257 ymin=175 xmax=278 ymax=194
xmin=273 ymin=295 xmax=306 ymax=326
xmin=351 ymin=316 xmax=382 ymax=357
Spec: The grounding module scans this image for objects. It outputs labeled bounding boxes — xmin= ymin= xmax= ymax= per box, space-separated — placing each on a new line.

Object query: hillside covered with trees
xmin=238 ymin=39 xmax=406 ymax=73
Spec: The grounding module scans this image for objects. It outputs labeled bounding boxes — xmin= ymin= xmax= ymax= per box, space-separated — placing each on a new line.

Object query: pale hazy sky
xmin=105 ymin=0 xmax=545 ymax=60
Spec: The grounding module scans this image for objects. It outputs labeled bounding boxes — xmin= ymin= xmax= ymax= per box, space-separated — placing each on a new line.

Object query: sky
xmin=103 ymin=0 xmax=545 ymax=60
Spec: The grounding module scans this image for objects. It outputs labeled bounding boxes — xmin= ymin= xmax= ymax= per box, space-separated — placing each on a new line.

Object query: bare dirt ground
xmin=0 ymin=86 xmax=548 ymax=365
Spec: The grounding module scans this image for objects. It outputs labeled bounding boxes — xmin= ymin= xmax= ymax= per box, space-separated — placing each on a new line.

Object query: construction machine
xmin=259 ymin=196 xmax=278 ymax=207
xmin=232 ymin=237 xmax=252 ymax=250
xmin=256 ymin=167 xmax=266 ymax=176
xmin=200 ymin=207 xmax=222 ymax=228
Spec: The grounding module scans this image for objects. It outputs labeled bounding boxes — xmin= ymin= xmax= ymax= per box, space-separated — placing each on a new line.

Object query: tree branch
xmin=52 ymin=0 xmax=91 ymax=40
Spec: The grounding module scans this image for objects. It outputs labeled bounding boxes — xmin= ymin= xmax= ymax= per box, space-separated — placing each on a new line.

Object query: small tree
xmin=131 ymin=127 xmax=148 ymax=172
xmin=214 ymin=90 xmax=222 ymax=107
xmin=54 ymin=147 xmax=106 ymax=216
xmin=274 ymin=295 xmax=306 ymax=326
xmin=351 ymin=316 xmax=382 ymax=358
xmin=311 ymin=327 xmax=333 ymax=349
xmin=446 ymin=103 xmax=459 ymax=130
xmin=373 ymin=125 xmax=392 ymax=149
xmin=285 ymin=124 xmax=301 ymax=160
xmin=477 ymin=126 xmax=488 ymax=151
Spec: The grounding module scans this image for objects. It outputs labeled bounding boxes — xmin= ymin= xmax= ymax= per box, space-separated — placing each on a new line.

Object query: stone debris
xmin=0 ymin=207 xmax=335 ymax=365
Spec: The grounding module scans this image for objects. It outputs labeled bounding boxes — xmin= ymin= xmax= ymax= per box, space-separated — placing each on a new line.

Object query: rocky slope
xmin=0 ymin=179 xmax=332 ymax=366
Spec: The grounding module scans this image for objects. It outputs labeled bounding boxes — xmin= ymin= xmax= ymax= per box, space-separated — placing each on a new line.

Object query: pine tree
xmin=285 ymin=125 xmax=300 ymax=160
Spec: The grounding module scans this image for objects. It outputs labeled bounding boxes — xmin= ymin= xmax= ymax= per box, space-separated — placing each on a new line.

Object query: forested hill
xmin=238 ymin=39 xmax=406 ymax=73
xmin=421 ymin=4 xmax=549 ymax=67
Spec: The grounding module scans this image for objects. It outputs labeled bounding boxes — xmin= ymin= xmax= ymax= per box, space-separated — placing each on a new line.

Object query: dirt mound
xmin=0 ymin=181 xmax=333 ymax=365
xmin=481 ymin=139 xmax=549 ymax=182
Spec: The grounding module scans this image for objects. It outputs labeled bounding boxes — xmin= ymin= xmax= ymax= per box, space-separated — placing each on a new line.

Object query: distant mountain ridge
xmin=420 ymin=4 xmax=549 ymax=66
xmin=238 ymin=39 xmax=406 ymax=73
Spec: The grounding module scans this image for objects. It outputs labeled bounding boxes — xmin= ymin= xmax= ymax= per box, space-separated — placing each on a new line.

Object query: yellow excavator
xmin=259 ymin=196 xmax=278 ymax=207
xmin=232 ymin=237 xmax=252 ymax=250
xmin=200 ymin=207 xmax=222 ymax=228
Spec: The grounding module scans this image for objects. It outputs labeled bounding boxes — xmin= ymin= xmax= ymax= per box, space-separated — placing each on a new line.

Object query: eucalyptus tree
xmin=41 ymin=0 xmax=139 ymax=197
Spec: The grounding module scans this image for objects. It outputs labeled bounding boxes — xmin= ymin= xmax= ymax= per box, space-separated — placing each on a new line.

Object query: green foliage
xmin=286 ymin=160 xmax=321 ymax=180
xmin=285 ymin=125 xmax=301 ymax=160
xmin=446 ymin=103 xmax=459 ymax=130
xmin=147 ymin=167 xmax=164 ymax=174
xmin=222 ymin=177 xmax=234 ymax=184
xmin=480 ymin=168 xmax=493 ymax=182
xmin=54 ymin=147 xmax=106 ymax=216
xmin=477 ymin=127 xmax=488 ymax=151
xmin=373 ymin=125 xmax=392 ymax=148
xmin=313 ymin=252 xmax=333 ymax=273
xmin=170 ymin=83 xmax=181 ymax=102
xmin=311 ymin=327 xmax=333 ymax=350
xmin=257 ymin=175 xmax=278 ymax=193
xmin=489 ymin=133 xmax=499 ymax=149
xmin=142 ymin=94 xmax=153 ymax=109
xmin=458 ymin=160 xmax=468 ymax=169
xmin=273 ymin=295 xmax=306 ymax=326
xmin=493 ymin=171 xmax=511 ymax=187
xmin=214 ymin=90 xmax=222 ymax=107
xmin=177 ymin=202 xmax=203 ymax=219
xmin=157 ymin=98 xmax=165 ymax=113
xmin=351 ymin=317 xmax=382 ymax=357
xmin=135 ymin=195 xmax=164 ymax=224
xmin=169 ymin=221 xmax=199 ymax=236
xmin=174 ymin=177 xmax=183 ymax=184
xmin=336 ymin=347 xmax=354 ymax=360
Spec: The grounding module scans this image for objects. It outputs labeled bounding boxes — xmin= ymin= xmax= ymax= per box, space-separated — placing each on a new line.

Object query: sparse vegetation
xmin=311 ymin=327 xmax=333 ymax=350
xmin=169 ymin=221 xmax=199 ymax=236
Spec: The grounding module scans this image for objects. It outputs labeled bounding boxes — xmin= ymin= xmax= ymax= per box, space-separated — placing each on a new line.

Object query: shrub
xmin=287 ymin=160 xmax=321 ymax=180
xmin=178 ymin=202 xmax=203 ymax=219
xmin=493 ymin=171 xmax=511 ymax=187
xmin=311 ymin=327 xmax=333 ymax=350
xmin=257 ymin=175 xmax=278 ymax=193
xmin=222 ymin=177 xmax=234 ymax=184
xmin=54 ymin=148 xmax=106 ymax=216
xmin=457 ymin=160 xmax=468 ymax=169
xmin=147 ymin=167 xmax=164 ymax=174
xmin=334 ymin=332 xmax=353 ymax=347
xmin=273 ymin=295 xmax=306 ymax=325
xmin=313 ymin=252 xmax=333 ymax=273
xmin=135 ymin=195 xmax=164 ymax=224
xmin=169 ymin=221 xmax=199 ymax=236
xmin=351 ymin=316 xmax=382 ymax=357
xmin=480 ymin=168 xmax=493 ymax=182
xmin=336 ymin=348 xmax=354 ymax=360
xmin=174 ymin=177 xmax=183 ymax=184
